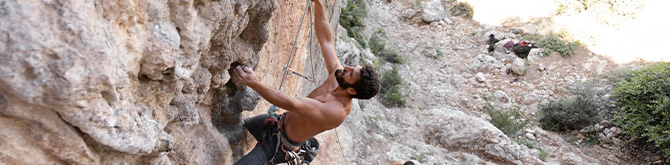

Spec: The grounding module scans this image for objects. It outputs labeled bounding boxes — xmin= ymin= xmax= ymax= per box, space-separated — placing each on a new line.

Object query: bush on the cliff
xmin=613 ymin=62 xmax=670 ymax=158
xmin=369 ymin=29 xmax=404 ymax=64
xmin=520 ymin=33 xmax=579 ymax=57
xmin=540 ymin=34 xmax=578 ymax=57
xmin=451 ymin=2 xmax=474 ymax=19
xmin=340 ymin=0 xmax=368 ymax=48
xmin=539 ymin=80 xmax=606 ymax=132
xmin=369 ymin=29 xmax=386 ymax=55
xmin=380 ymin=66 xmax=405 ymax=107
xmin=485 ymin=104 xmax=530 ymax=137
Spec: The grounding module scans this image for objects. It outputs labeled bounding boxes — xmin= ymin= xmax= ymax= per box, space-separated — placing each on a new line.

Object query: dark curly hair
xmin=350 ymin=65 xmax=380 ymax=99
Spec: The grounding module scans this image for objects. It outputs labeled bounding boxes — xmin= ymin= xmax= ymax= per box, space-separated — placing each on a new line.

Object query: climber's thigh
xmin=243 ymin=114 xmax=270 ymax=141
xmin=234 ymin=144 xmax=267 ymax=165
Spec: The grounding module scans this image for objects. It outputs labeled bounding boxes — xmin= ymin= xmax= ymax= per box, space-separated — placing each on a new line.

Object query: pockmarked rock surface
xmin=0 ymin=0 xmax=322 ymax=164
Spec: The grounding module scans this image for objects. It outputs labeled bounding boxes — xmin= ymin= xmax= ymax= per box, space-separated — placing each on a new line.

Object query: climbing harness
xmin=265 ymin=114 xmax=308 ymax=165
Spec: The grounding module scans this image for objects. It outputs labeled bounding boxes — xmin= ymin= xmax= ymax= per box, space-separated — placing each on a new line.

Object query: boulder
xmin=468 ymin=54 xmax=504 ymax=73
xmin=495 ymin=39 xmax=519 ymax=53
xmin=443 ymin=17 xmax=454 ymax=25
xmin=599 ymin=120 xmax=612 ymax=128
xmin=494 ymin=90 xmax=511 ymax=103
xmin=511 ymin=58 xmax=526 ymax=75
xmin=427 ymin=109 xmax=543 ymax=164
xmin=492 ymin=52 xmax=519 ymax=62
xmin=561 ymin=152 xmax=586 ymax=164
xmin=525 ymin=133 xmax=536 ymax=141
xmin=476 ymin=72 xmax=486 ymax=82
xmin=482 ymin=31 xmax=506 ymax=44
xmin=522 ymin=90 xmax=548 ymax=105
xmin=422 ymin=0 xmax=446 ymax=22
xmin=580 ymin=125 xmax=596 ymax=133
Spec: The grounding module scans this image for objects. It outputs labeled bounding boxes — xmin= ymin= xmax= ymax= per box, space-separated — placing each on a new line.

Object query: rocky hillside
xmin=310 ymin=0 xmax=664 ymax=164
xmin=0 ymin=0 xmax=341 ymax=164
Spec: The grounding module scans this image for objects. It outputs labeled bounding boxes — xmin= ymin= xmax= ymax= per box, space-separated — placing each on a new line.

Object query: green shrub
xmin=539 ymin=34 xmax=578 ymax=57
xmin=485 ymin=104 xmax=530 ymax=137
xmin=606 ymin=67 xmax=634 ymax=83
xmin=379 ymin=49 xmax=405 ymax=64
xmin=368 ymin=29 xmax=404 ymax=64
xmin=613 ymin=62 xmax=670 ymax=158
xmin=369 ymin=36 xmax=384 ymax=55
xmin=434 ymin=47 xmax=444 ymax=59
xmin=423 ymin=46 xmax=444 ymax=59
xmin=380 ymin=66 xmax=405 ymax=107
xmin=412 ymin=0 xmax=422 ymax=7
xmin=368 ymin=29 xmax=405 ymax=64
xmin=451 ymin=2 xmax=474 ymax=18
xmin=410 ymin=152 xmax=432 ymax=163
xmin=538 ymin=149 xmax=549 ymax=161
xmin=340 ymin=0 xmax=368 ymax=48
xmin=539 ymin=80 xmax=606 ymax=132
xmin=520 ymin=33 xmax=579 ymax=57
xmin=517 ymin=138 xmax=538 ymax=149
xmin=369 ymin=29 xmax=387 ymax=55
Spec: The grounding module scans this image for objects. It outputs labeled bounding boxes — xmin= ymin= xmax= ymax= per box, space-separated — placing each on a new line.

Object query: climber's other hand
xmin=233 ymin=65 xmax=258 ymax=86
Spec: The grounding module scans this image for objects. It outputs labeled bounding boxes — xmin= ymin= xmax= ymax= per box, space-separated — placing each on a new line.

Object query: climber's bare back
xmin=283 ymin=70 xmax=351 ymax=142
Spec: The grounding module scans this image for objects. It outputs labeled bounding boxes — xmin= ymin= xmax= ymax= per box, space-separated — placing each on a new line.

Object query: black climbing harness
xmin=263 ymin=113 xmax=310 ymax=165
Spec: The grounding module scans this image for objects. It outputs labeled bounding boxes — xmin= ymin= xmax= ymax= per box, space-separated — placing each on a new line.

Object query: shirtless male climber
xmin=233 ymin=0 xmax=381 ymax=164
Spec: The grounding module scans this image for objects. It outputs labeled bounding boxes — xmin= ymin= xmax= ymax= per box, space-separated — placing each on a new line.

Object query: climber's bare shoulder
xmin=303 ymin=71 xmax=352 ymax=125
xmin=285 ymin=73 xmax=351 ymax=142
xmin=284 ymin=96 xmax=349 ymax=142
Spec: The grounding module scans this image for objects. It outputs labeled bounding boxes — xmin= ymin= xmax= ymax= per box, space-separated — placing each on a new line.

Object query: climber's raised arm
xmin=312 ymin=0 xmax=341 ymax=74
xmin=232 ymin=66 xmax=340 ymax=122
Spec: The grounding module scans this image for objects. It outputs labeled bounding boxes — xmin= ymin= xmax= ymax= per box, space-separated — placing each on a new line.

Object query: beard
xmin=335 ymin=69 xmax=353 ymax=89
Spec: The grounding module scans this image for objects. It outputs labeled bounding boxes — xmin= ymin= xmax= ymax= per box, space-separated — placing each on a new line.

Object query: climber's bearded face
xmin=335 ymin=69 xmax=351 ymax=89
xmin=335 ymin=66 xmax=361 ymax=89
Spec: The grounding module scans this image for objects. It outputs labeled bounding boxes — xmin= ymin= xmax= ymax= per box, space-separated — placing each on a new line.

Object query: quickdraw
xmin=285 ymin=67 xmax=316 ymax=83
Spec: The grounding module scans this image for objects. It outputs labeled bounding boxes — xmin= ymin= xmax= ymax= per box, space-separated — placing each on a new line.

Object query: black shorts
xmin=235 ymin=114 xmax=319 ymax=165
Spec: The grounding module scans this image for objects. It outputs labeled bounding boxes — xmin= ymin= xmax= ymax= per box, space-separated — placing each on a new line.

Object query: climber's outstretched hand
xmin=233 ymin=65 xmax=258 ymax=86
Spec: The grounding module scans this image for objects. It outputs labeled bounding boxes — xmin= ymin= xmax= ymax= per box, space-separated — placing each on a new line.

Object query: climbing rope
xmin=278 ymin=0 xmax=313 ymax=92
xmin=269 ymin=0 xmax=313 ymax=116
xmin=308 ymin=3 xmax=349 ymax=165
xmin=271 ymin=1 xmax=349 ymax=164
xmin=334 ymin=128 xmax=349 ymax=165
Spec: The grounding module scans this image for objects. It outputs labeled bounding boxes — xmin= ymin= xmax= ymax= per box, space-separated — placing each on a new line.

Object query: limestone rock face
xmin=0 ymin=0 xmax=317 ymax=164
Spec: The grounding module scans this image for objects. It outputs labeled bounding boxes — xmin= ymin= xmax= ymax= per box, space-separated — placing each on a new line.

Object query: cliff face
xmin=0 ymin=0 xmax=330 ymax=164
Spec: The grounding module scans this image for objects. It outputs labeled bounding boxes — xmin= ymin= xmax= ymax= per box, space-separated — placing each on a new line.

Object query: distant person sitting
xmin=392 ymin=159 xmax=421 ymax=165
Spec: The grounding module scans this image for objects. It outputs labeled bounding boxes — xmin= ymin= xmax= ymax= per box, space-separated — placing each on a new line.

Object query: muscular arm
xmin=234 ymin=66 xmax=340 ymax=122
xmin=313 ymin=0 xmax=342 ymax=74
